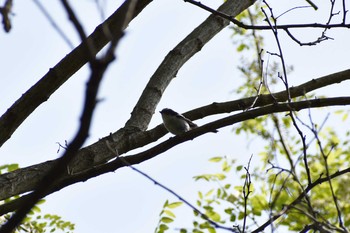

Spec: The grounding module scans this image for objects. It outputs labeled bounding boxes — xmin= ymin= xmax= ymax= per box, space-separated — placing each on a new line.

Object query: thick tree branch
xmin=123 ymin=0 xmax=256 ymax=132
xmin=0 ymin=0 xmax=152 ymax=147
xmin=1 ymin=96 xmax=350 ymax=215
xmin=66 ymin=0 xmax=257 ymax=179
xmin=0 ymin=68 xmax=349 ymax=203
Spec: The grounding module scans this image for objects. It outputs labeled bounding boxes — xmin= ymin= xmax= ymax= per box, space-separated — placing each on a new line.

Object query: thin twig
xmin=32 ymin=0 xmax=74 ymax=49
xmin=252 ymin=166 xmax=350 ymax=233
xmin=308 ymin=111 xmax=348 ymax=232
xmin=342 ymin=0 xmax=348 ymax=23
xmin=60 ymin=0 xmax=95 ymax=61
xmin=184 ymin=0 xmax=348 ymax=46
xmin=262 ymin=1 xmax=318 ymax=224
xmin=184 ymin=0 xmax=349 ymax=30
xmin=105 ymin=141 xmax=238 ymax=232
xmin=276 ymin=6 xmax=313 ymax=20
xmin=242 ymin=155 xmax=253 ymax=233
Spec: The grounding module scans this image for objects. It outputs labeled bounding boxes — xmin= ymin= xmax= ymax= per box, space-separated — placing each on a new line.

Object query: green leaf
xmin=227 ymin=194 xmax=237 ymax=203
xmin=193 ymin=229 xmax=204 ymax=233
xmin=198 ymin=191 xmax=203 ymax=199
xmin=214 ymin=173 xmax=226 ymax=180
xmin=37 ymin=199 xmax=46 ymax=205
xmin=159 ymin=224 xmax=169 ymax=231
xmin=163 ymin=210 xmax=176 ymax=218
xmin=193 ymin=175 xmax=210 ymax=181
xmin=161 ymin=217 xmax=174 ymax=223
xmin=222 ymin=160 xmax=231 ymax=172
xmin=32 ymin=205 xmax=41 ymax=213
xmin=205 ymin=189 xmax=214 ymax=197
xmin=209 ymin=157 xmax=222 ymax=162
xmin=236 ymin=165 xmax=243 ymax=171
xmin=167 ymin=202 xmax=182 ymax=209
xmin=207 ymin=211 xmax=221 ymax=222
xmin=7 ymin=164 xmax=19 ymax=172
xmin=236 ymin=43 xmax=248 ymax=52
xmin=238 ymin=211 xmax=245 ymax=220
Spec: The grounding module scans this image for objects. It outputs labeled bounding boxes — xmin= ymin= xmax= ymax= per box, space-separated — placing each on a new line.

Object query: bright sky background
xmin=1 ymin=0 xmax=350 ymax=232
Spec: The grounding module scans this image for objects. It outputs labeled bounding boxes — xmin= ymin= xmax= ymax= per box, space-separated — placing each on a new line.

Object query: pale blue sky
xmin=1 ymin=0 xmax=350 ymax=232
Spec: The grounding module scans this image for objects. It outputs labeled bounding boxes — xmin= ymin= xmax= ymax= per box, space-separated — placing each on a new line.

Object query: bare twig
xmin=61 ymin=0 xmax=95 ymax=61
xmin=308 ymin=112 xmax=348 ymax=232
xmin=261 ymin=1 xmax=314 ymax=189
xmin=342 ymin=0 xmax=348 ymax=23
xmin=276 ymin=5 xmax=313 ymax=20
xmin=94 ymin=0 xmax=106 ymax=21
xmin=242 ymin=155 xmax=253 ymax=233
xmin=184 ymin=0 xmax=349 ymax=30
xmin=32 ymin=0 xmax=74 ymax=49
xmin=305 ymin=0 xmax=318 ymax=10
xmin=105 ymin=142 xmax=238 ymax=232
xmin=184 ymin=0 xmax=349 ymax=46
xmin=262 ymin=2 xmax=318 ymax=225
xmin=252 ymin=166 xmax=350 ymax=233
xmin=244 ymin=9 xmax=265 ymax=110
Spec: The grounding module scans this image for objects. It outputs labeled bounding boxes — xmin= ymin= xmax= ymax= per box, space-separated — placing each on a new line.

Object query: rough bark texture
xmin=0 ymin=0 xmax=257 ymax=205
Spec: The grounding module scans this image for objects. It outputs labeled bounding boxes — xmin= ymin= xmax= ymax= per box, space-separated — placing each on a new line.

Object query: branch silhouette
xmin=0 ymin=0 xmax=136 ymax=231
xmin=0 ymin=0 xmax=152 ymax=147
xmin=0 ymin=68 xmax=349 ymax=204
xmin=1 ymin=96 xmax=350 ymax=216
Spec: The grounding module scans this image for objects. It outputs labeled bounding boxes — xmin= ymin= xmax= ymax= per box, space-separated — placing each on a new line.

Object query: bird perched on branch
xmin=160 ymin=108 xmax=218 ymax=135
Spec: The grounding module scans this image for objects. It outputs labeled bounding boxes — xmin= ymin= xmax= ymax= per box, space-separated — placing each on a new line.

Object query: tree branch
xmin=252 ymin=166 xmax=350 ymax=233
xmin=2 ymin=96 xmax=350 ymax=216
xmin=123 ymin=0 xmax=257 ymax=132
xmin=0 ymin=68 xmax=349 ymax=203
xmin=185 ymin=0 xmax=350 ymax=31
xmin=0 ymin=0 xmax=152 ymax=147
xmin=0 ymin=0 xmax=136 ymax=230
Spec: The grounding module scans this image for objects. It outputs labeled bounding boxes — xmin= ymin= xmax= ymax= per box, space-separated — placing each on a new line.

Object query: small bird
xmin=160 ymin=108 xmax=217 ymax=135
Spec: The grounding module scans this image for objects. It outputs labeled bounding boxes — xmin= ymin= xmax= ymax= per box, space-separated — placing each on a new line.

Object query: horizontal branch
xmin=185 ymin=0 xmax=350 ymax=30
xmin=121 ymin=97 xmax=350 ymax=167
xmin=1 ymin=96 xmax=350 ymax=215
xmin=0 ymin=69 xmax=349 ymax=203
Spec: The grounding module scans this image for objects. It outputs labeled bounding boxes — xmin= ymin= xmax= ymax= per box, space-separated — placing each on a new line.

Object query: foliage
xmin=155 ymin=200 xmax=183 ymax=233
xmin=155 ymin=3 xmax=350 ymax=232
xmin=1 ymin=213 xmax=75 ymax=233
xmin=155 ymin=110 xmax=350 ymax=232
xmin=0 ymin=165 xmax=75 ymax=233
